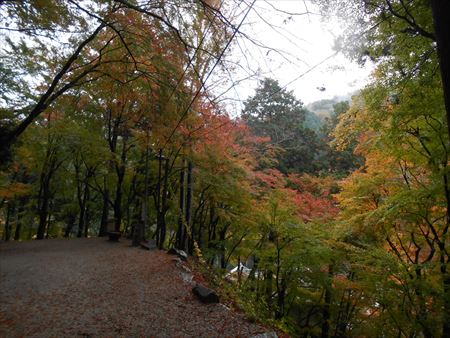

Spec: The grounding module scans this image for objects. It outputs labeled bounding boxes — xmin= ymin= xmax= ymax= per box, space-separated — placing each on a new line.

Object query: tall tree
xmin=242 ymin=78 xmax=320 ymax=173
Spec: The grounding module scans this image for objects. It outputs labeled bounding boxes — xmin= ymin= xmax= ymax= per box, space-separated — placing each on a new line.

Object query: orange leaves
xmin=186 ymin=108 xmax=257 ymax=169
xmin=254 ymin=169 xmax=285 ymax=189
xmin=252 ymin=169 xmax=339 ymax=222
xmin=0 ymin=182 xmax=30 ymax=199
xmin=289 ymin=188 xmax=339 ymax=222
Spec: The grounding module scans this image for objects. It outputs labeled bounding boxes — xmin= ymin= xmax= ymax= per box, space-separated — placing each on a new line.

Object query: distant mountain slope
xmin=306 ymin=94 xmax=352 ymax=121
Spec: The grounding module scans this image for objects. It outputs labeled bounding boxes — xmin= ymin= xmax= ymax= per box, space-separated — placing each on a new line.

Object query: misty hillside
xmin=306 ymin=95 xmax=352 ymax=121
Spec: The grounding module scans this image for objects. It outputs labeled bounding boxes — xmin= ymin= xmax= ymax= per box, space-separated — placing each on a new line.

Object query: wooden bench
xmin=106 ymin=219 xmax=121 ymax=241
xmin=107 ymin=231 xmax=121 ymax=241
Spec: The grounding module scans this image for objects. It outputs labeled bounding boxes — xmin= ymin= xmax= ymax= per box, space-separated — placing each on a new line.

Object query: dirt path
xmin=0 ymin=238 xmax=267 ymax=337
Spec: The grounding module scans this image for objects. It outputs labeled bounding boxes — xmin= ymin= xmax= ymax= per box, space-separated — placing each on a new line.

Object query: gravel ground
xmin=0 ymin=238 xmax=268 ymax=338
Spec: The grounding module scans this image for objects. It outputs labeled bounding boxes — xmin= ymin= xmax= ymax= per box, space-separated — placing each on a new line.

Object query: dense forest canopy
xmin=1 ymin=0 xmax=449 ymax=337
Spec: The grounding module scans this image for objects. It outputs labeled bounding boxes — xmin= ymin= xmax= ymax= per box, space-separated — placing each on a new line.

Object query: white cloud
xmin=216 ymin=0 xmax=373 ymax=114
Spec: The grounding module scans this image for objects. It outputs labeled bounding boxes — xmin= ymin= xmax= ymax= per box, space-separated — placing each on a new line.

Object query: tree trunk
xmin=130 ymin=195 xmax=140 ymax=243
xmin=77 ymin=180 xmax=89 ymax=238
xmin=83 ymin=188 xmax=90 ymax=237
xmin=114 ymin=144 xmax=125 ymax=233
xmin=27 ymin=219 xmax=33 ymax=240
xmin=218 ymin=226 xmax=227 ymax=269
xmin=141 ymin=143 xmax=149 ymax=241
xmin=276 ymin=281 xmax=286 ymax=320
xmin=36 ymin=132 xmax=61 ymax=240
xmin=431 ymin=0 xmax=450 ymax=140
xmin=208 ymin=205 xmax=218 ymax=242
xmin=185 ymin=161 xmax=193 ymax=253
xmin=99 ymin=183 xmax=109 ymax=237
xmin=443 ymin=273 xmax=450 ymax=337
xmin=430 ymin=16 xmax=450 ymax=334
xmin=133 ymin=148 xmax=149 ymax=246
xmin=275 ymin=247 xmax=286 ymax=319
xmin=334 ymin=272 xmax=355 ymax=338
xmin=431 ymin=9 xmax=450 ymax=337
xmin=14 ymin=201 xmax=24 ymax=241
xmin=106 ymin=110 xmax=127 ymax=233
xmin=155 ymin=150 xmax=162 ymax=246
xmin=3 ymin=202 xmax=13 ymax=241
xmin=265 ymin=269 xmax=273 ymax=314
xmin=321 ymin=264 xmax=334 ymax=338
xmin=45 ymin=206 xmax=52 ymax=239
xmin=191 ymin=180 xmax=207 ymax=254
xmin=197 ymin=214 xmax=204 ymax=250
xmin=64 ymin=213 xmax=76 ymax=238
xmin=158 ymin=156 xmax=170 ymax=249
xmin=36 ymin=187 xmax=50 ymax=240
xmin=176 ymin=162 xmax=186 ymax=250
xmin=417 ymin=298 xmax=433 ymax=337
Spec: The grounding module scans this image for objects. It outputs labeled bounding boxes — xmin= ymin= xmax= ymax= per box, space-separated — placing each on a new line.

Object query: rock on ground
xmin=192 ymin=285 xmax=220 ymax=304
xmin=0 ymin=238 xmax=268 ymax=338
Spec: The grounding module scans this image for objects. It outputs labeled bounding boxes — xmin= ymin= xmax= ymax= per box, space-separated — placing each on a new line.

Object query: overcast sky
xmin=218 ymin=0 xmax=374 ymax=113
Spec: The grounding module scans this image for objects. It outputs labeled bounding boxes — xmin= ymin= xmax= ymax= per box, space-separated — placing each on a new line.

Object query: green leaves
xmin=242 ymin=78 xmax=322 ymax=173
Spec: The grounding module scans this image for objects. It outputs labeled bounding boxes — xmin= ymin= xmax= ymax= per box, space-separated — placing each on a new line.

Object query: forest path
xmin=0 ymin=238 xmax=266 ymax=338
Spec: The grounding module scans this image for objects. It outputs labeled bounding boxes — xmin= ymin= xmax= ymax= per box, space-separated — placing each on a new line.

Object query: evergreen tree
xmin=242 ymin=78 xmax=321 ymax=173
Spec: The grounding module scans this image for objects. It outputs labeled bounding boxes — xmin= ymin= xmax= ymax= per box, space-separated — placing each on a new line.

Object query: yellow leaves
xmin=332 ymin=95 xmax=367 ymax=151
xmin=337 ymin=151 xmax=404 ymax=230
